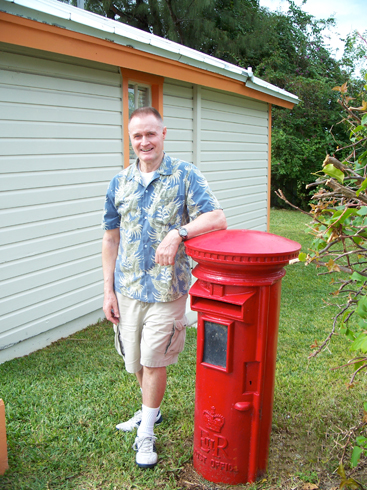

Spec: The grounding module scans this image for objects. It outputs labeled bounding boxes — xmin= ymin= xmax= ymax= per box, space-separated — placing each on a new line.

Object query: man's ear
xmin=162 ymin=126 xmax=167 ymax=140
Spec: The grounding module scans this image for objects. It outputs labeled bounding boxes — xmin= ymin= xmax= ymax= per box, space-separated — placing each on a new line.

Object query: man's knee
xmin=142 ymin=365 xmax=166 ymax=376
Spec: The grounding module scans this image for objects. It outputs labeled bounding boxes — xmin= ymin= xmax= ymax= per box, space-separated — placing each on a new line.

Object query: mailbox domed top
xmin=186 ymin=229 xmax=300 ymax=258
xmin=185 ymin=230 xmax=301 ymax=282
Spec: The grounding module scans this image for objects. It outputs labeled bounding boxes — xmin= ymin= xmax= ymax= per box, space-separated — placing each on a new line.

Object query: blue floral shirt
xmin=103 ymin=154 xmax=221 ymax=303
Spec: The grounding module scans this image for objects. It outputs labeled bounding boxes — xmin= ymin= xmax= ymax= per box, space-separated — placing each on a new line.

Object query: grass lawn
xmin=0 ymin=209 xmax=366 ymax=490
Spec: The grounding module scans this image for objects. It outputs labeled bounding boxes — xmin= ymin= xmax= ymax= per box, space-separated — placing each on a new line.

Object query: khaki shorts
xmin=114 ymin=293 xmax=188 ymax=373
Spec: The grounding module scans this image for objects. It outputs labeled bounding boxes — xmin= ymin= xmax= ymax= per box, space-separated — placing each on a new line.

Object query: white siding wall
xmin=0 ymin=57 xmax=270 ymax=362
xmin=162 ymin=82 xmax=269 ymax=231
xmin=200 ymin=88 xmax=269 ymax=231
xmin=0 ymin=45 xmax=123 ymax=362
xmin=163 ymin=80 xmax=194 ymax=163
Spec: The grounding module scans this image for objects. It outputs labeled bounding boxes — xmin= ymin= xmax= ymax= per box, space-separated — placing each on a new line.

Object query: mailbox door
xmin=193 ymin=285 xmax=259 ymax=484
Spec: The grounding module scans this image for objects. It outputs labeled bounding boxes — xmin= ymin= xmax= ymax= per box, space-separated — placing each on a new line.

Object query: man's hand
xmin=154 ymin=210 xmax=227 ymax=266
xmin=103 ymin=290 xmax=120 ymax=325
xmin=155 ymin=229 xmax=182 ymax=266
xmin=102 ymin=228 xmax=121 ymax=325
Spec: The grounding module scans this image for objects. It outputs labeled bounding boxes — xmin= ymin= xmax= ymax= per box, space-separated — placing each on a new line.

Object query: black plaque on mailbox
xmin=203 ymin=321 xmax=227 ymax=368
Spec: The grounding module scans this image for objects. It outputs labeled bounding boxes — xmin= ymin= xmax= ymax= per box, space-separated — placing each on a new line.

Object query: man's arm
xmin=102 ymin=228 xmax=120 ymax=325
xmin=155 ymin=209 xmax=227 ymax=266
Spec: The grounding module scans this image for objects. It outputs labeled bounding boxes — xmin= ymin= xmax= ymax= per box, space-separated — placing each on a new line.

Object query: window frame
xmin=120 ymin=68 xmax=164 ymax=168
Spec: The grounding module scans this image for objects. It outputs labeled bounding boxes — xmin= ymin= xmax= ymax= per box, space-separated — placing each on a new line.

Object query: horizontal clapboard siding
xmin=0 ymin=45 xmax=123 ymax=361
xmin=163 ymin=80 xmax=194 ymax=163
xmin=0 ymin=43 xmax=271 ymax=362
xmin=200 ymin=88 xmax=269 ymax=231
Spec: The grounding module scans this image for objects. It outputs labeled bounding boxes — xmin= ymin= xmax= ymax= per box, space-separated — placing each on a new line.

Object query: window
xmin=128 ymin=83 xmax=151 ymax=163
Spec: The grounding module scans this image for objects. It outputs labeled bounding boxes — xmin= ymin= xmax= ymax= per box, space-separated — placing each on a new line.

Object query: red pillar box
xmin=185 ymin=229 xmax=301 ymax=485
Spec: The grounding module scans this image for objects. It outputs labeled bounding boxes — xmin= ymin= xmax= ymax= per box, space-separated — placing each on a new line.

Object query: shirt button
xmin=145 ymin=190 xmax=148 ymax=193
xmin=144 ymin=245 xmax=147 ymax=248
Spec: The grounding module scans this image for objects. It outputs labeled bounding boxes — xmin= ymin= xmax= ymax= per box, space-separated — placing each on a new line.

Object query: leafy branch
xmin=276 ymin=73 xmax=367 ymax=473
xmin=277 ymin=77 xmax=367 ymax=374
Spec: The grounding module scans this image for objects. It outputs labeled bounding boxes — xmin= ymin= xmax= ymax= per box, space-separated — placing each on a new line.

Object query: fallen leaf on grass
xmin=302 ymin=484 xmax=318 ymax=490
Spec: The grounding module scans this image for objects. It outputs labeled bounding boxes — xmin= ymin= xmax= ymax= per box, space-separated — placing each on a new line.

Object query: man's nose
xmin=141 ymin=135 xmax=150 ymax=145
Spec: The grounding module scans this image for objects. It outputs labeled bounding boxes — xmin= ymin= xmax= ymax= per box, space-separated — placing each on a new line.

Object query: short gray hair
xmin=129 ymin=107 xmax=163 ymax=126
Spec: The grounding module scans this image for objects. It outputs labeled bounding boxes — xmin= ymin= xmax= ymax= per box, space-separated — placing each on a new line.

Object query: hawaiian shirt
xmin=102 ymin=154 xmax=221 ymax=303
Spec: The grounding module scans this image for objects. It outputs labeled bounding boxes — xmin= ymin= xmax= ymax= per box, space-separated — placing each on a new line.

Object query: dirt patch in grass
xmin=175 ymin=430 xmax=367 ymax=490
xmin=176 ymin=460 xmax=367 ymax=490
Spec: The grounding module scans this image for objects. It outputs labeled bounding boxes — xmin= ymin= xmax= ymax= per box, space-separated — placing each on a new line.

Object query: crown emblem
xmin=203 ymin=406 xmax=225 ymax=433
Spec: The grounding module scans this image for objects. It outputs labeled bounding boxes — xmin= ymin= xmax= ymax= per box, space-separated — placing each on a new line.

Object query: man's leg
xmin=113 ymin=295 xmax=148 ymax=432
xmin=134 ymin=366 xmax=166 ymax=468
xmin=115 ymin=367 xmax=163 ymax=432
xmin=135 ymin=368 xmax=143 ymax=389
xmin=137 ymin=366 xmax=166 ymax=438
xmin=141 ymin=366 xmax=166 ymax=408
xmin=130 ymin=295 xmax=187 ymax=467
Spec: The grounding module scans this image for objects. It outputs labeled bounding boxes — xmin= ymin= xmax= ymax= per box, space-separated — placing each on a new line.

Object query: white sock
xmin=137 ymin=404 xmax=159 ymax=438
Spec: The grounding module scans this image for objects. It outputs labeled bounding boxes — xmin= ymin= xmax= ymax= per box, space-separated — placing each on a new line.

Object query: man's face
xmin=129 ymin=113 xmax=167 ymax=171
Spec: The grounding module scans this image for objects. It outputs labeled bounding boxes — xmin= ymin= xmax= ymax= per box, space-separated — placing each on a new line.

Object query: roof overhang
xmin=0 ymin=0 xmax=299 ymax=108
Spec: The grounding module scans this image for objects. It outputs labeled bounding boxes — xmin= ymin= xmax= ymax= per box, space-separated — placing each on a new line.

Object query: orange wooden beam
xmin=121 ymin=75 xmax=130 ymax=169
xmin=0 ymin=400 xmax=8 ymax=476
xmin=0 ymin=12 xmax=295 ymax=109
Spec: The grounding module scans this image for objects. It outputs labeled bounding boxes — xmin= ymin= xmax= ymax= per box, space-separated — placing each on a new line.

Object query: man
xmin=102 ymin=107 xmax=226 ymax=469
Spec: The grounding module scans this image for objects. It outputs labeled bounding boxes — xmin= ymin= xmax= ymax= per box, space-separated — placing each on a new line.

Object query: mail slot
xmin=185 ymin=229 xmax=301 ymax=485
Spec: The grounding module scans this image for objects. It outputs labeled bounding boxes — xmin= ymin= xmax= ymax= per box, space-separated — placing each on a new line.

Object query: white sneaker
xmin=133 ymin=435 xmax=158 ymax=468
xmin=116 ymin=409 xmax=163 ymax=432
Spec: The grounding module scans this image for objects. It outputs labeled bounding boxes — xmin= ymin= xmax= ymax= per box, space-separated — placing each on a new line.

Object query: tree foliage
xmin=277 ymin=74 xmax=367 ymax=474
xmin=255 ymin=2 xmax=350 ymax=208
xmin=78 ymin=0 xmax=354 ymax=209
xmin=84 ymin=0 xmax=275 ymax=65
xmin=342 ymin=31 xmax=367 ymax=79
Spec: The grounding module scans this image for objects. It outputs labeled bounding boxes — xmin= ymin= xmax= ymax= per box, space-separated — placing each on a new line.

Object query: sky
xmin=259 ymin=0 xmax=367 ymax=64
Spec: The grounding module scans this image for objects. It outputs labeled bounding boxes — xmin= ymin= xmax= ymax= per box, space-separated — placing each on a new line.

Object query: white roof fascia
xmin=0 ymin=0 xmax=299 ymax=104
xmin=246 ymin=75 xmax=298 ymax=105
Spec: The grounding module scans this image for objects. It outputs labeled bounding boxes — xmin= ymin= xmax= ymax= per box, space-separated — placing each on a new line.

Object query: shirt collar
xmin=156 ymin=153 xmax=173 ymax=176
xmin=128 ymin=153 xmax=173 ymax=181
